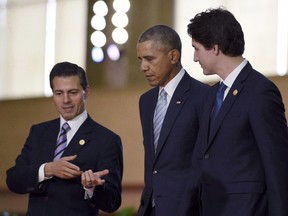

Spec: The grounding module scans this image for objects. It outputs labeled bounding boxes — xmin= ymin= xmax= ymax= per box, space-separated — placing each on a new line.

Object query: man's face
xmin=52 ymin=75 xmax=88 ymax=121
xmin=192 ymin=39 xmax=217 ymax=76
xmin=136 ymin=40 xmax=175 ymax=87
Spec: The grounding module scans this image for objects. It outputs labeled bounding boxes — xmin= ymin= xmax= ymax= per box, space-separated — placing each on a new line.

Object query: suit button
xmin=153 ymin=170 xmax=158 ymax=174
xmin=204 ymin=154 xmax=209 ymax=159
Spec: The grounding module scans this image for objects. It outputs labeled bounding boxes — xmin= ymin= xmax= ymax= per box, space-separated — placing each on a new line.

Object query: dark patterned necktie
xmin=54 ymin=122 xmax=70 ymax=161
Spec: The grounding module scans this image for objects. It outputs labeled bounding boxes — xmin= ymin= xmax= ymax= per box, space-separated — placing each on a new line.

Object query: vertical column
xmin=0 ymin=0 xmax=8 ymax=99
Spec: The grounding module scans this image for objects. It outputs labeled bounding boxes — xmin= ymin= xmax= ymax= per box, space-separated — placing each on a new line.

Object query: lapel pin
xmin=79 ymin=139 xmax=86 ymax=145
xmin=233 ymin=89 xmax=238 ymax=96
xmin=176 ymin=101 xmax=181 ymax=104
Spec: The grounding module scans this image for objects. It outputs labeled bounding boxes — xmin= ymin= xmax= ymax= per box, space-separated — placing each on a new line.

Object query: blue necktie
xmin=153 ymin=89 xmax=168 ymax=153
xmin=211 ymin=82 xmax=227 ymax=122
xmin=54 ymin=122 xmax=70 ymax=161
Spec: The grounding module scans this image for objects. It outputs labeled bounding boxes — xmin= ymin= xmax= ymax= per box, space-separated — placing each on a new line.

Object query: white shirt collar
xmin=160 ymin=68 xmax=185 ymax=99
xmin=60 ymin=110 xmax=88 ymax=132
xmin=222 ymin=59 xmax=248 ymax=88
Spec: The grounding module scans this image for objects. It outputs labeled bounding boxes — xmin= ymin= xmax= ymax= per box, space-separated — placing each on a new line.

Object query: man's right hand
xmin=44 ymin=155 xmax=81 ymax=179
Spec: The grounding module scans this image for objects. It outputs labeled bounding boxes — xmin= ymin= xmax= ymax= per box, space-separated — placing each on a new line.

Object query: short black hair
xmin=49 ymin=61 xmax=89 ymax=90
xmin=187 ymin=7 xmax=245 ymax=57
xmin=138 ymin=24 xmax=182 ymax=57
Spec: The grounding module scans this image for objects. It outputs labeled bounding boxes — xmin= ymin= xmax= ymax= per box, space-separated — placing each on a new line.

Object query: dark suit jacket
xmin=182 ymin=62 xmax=288 ymax=216
xmin=137 ymin=72 xmax=209 ymax=216
xmin=6 ymin=115 xmax=123 ymax=216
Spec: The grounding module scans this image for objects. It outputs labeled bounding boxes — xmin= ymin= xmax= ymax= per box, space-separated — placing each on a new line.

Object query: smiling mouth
xmin=63 ymin=107 xmax=73 ymax=112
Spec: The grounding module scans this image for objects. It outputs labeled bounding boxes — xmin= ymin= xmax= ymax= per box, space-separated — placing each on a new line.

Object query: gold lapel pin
xmin=79 ymin=139 xmax=86 ymax=145
xmin=233 ymin=89 xmax=238 ymax=96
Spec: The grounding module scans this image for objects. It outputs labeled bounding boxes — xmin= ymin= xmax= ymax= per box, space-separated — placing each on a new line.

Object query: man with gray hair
xmin=136 ymin=25 xmax=208 ymax=216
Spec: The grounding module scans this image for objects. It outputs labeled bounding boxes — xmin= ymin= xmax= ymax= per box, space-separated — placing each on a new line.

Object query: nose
xmin=63 ymin=93 xmax=71 ymax=103
xmin=140 ymin=61 xmax=148 ymax=72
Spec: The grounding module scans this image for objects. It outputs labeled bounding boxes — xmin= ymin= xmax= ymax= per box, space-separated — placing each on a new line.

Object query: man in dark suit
xmin=181 ymin=8 xmax=288 ymax=216
xmin=136 ymin=25 xmax=209 ymax=216
xmin=6 ymin=62 xmax=123 ymax=216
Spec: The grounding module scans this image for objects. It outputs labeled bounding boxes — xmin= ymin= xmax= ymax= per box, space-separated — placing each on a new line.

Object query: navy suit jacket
xmin=6 ymin=115 xmax=123 ymax=216
xmin=182 ymin=62 xmax=288 ymax=216
xmin=137 ymin=72 xmax=209 ymax=216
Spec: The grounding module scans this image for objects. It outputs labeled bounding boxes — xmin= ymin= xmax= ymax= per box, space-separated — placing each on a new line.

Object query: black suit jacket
xmin=182 ymin=62 xmax=288 ymax=216
xmin=6 ymin=115 xmax=123 ymax=216
xmin=137 ymin=72 xmax=209 ymax=216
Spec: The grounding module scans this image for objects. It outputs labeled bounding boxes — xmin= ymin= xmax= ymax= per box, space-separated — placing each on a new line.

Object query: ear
xmin=212 ymin=44 xmax=220 ymax=55
xmin=169 ymin=49 xmax=180 ymax=64
xmin=83 ymin=86 xmax=90 ymax=99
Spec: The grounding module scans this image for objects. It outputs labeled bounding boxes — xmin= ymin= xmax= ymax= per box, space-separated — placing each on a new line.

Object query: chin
xmin=203 ymin=70 xmax=212 ymax=76
xmin=62 ymin=114 xmax=74 ymax=121
xmin=149 ymin=81 xmax=158 ymax=87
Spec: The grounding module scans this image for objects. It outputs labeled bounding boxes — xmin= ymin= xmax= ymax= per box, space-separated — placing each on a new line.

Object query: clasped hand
xmin=44 ymin=155 xmax=109 ymax=188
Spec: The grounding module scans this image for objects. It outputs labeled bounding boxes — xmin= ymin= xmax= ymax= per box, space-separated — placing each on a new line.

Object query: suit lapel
xmin=207 ymin=63 xmax=252 ymax=149
xmin=147 ymin=88 xmax=159 ymax=159
xmin=207 ymin=84 xmax=243 ymax=146
xmin=202 ymin=86 xmax=217 ymax=147
xmin=39 ymin=119 xmax=60 ymax=162
xmin=154 ymin=72 xmax=190 ymax=159
xmin=62 ymin=116 xmax=95 ymax=157
xmin=29 ymin=118 xmax=61 ymax=163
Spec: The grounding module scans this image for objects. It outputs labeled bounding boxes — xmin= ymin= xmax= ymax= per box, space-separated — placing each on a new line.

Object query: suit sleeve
xmin=90 ymin=134 xmax=123 ymax=213
xmin=249 ymin=80 xmax=288 ymax=215
xmin=6 ymin=125 xmax=45 ymax=194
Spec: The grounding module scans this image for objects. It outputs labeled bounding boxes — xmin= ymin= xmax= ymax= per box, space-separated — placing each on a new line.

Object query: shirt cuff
xmin=38 ymin=163 xmax=52 ymax=182
xmin=83 ymin=186 xmax=94 ymax=199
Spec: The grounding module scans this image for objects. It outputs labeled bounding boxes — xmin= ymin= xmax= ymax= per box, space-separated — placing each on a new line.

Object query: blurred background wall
xmin=0 ymin=0 xmax=287 ymax=215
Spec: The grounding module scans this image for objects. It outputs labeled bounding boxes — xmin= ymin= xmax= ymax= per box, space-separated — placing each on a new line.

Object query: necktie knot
xmin=159 ymin=89 xmax=167 ymax=101
xmin=218 ymin=82 xmax=227 ymax=93
xmin=62 ymin=122 xmax=71 ymax=132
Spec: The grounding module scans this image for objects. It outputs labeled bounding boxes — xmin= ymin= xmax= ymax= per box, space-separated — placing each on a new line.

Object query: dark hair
xmin=49 ymin=61 xmax=89 ymax=90
xmin=187 ymin=8 xmax=245 ymax=57
xmin=138 ymin=24 xmax=182 ymax=58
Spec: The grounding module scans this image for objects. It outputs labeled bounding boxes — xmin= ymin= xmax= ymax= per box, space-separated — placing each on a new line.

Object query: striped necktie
xmin=153 ymin=89 xmax=168 ymax=153
xmin=54 ymin=122 xmax=70 ymax=161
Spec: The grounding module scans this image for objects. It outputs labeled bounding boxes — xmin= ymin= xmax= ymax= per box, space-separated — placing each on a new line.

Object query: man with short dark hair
xmin=182 ymin=8 xmax=288 ymax=216
xmin=6 ymin=61 xmax=123 ymax=216
xmin=136 ymin=25 xmax=209 ymax=216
